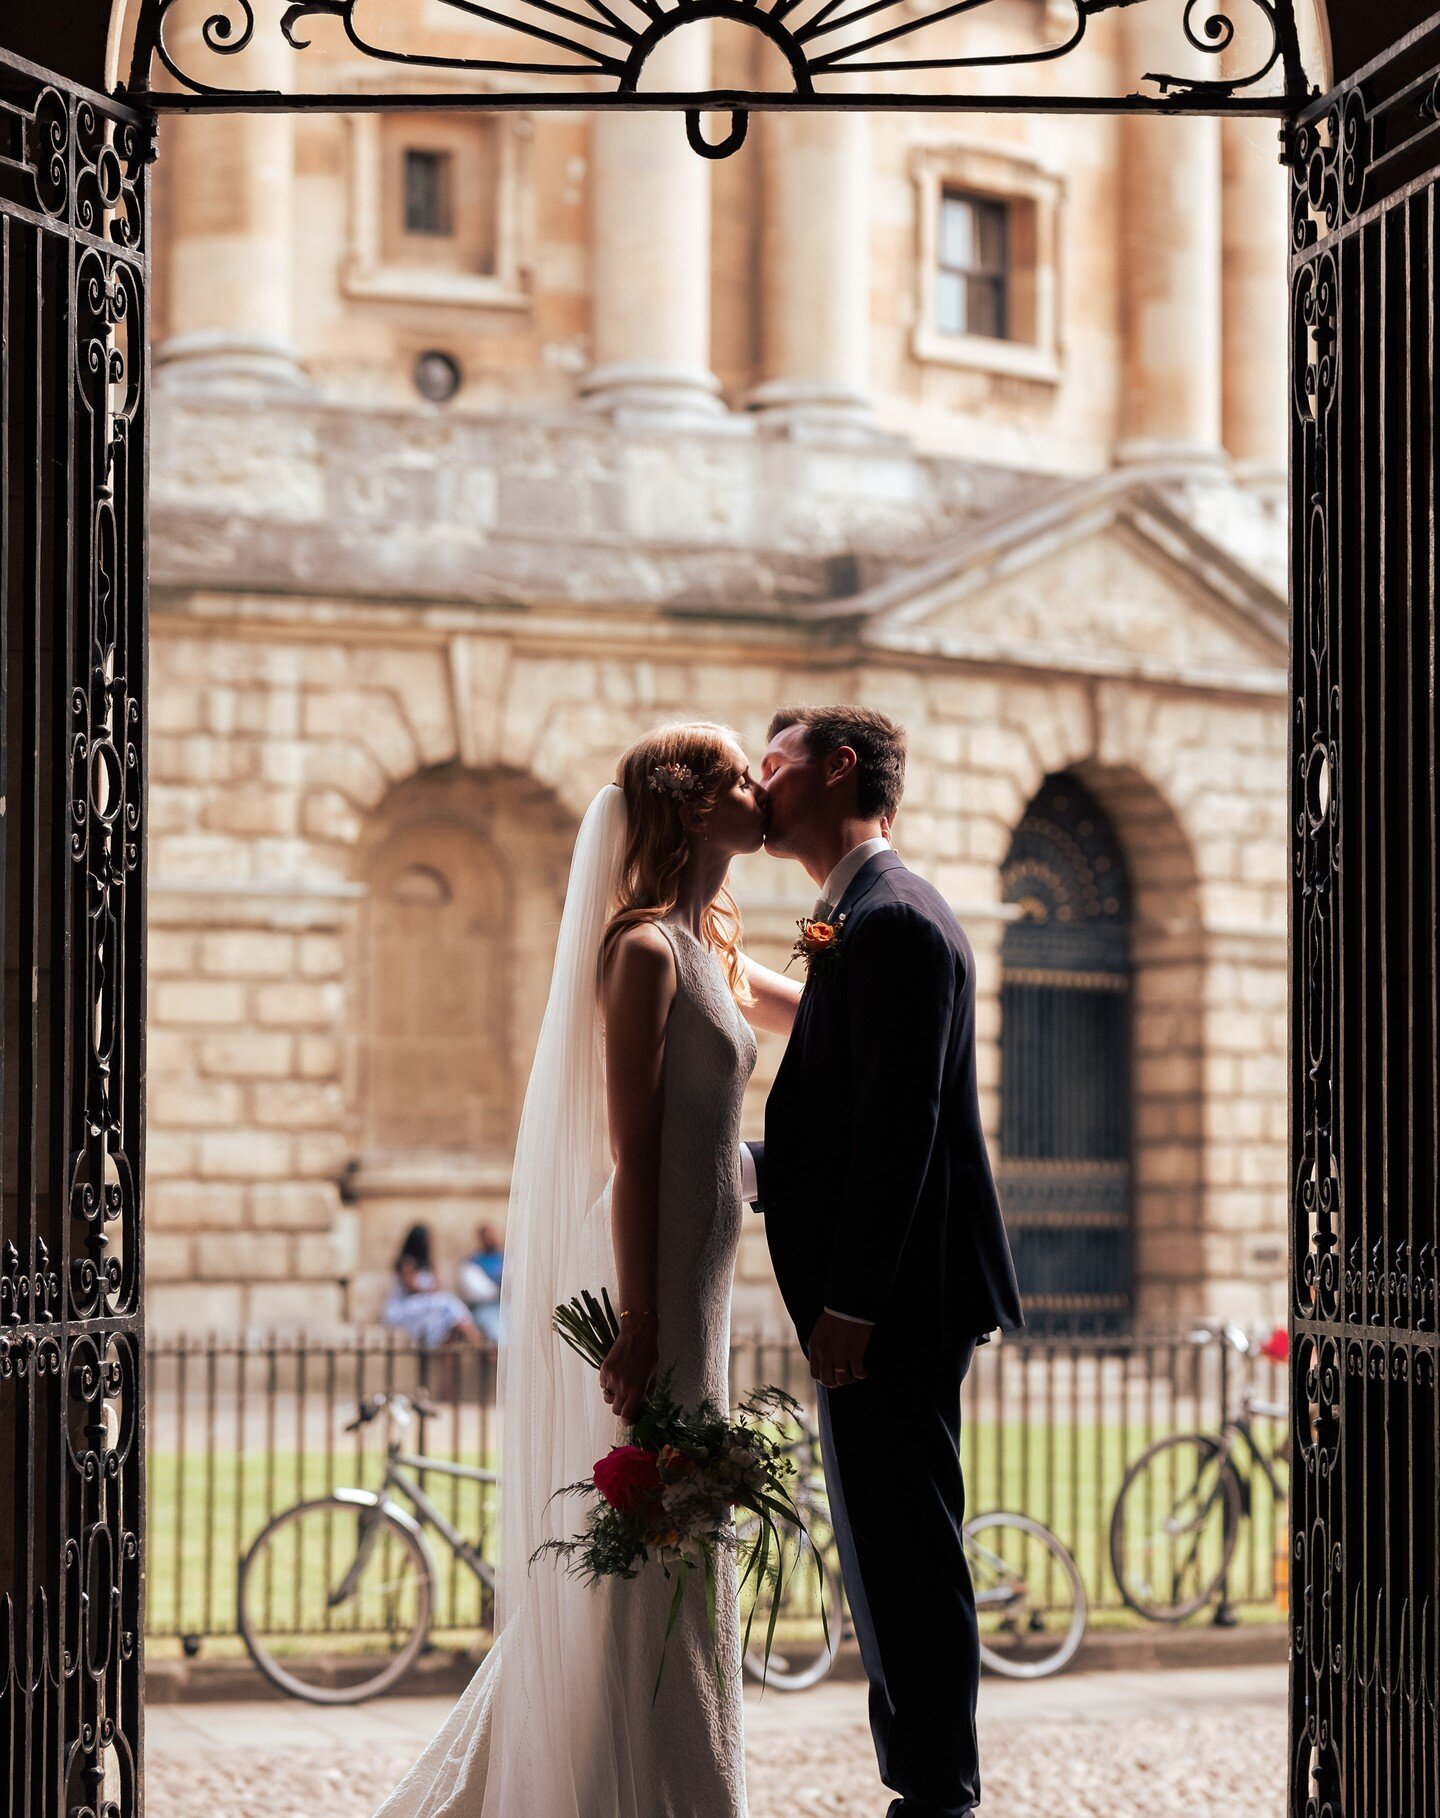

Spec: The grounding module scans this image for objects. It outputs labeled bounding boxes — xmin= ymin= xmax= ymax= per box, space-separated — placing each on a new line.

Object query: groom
xmin=746 ymin=705 xmax=1023 ymax=1818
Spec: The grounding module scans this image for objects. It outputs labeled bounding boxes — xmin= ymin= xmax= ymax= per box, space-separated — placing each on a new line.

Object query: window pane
xmin=973 ymin=200 xmax=1008 ymax=275
xmin=404 ymin=149 xmax=453 ymax=236
xmin=936 ymin=268 xmax=966 ymax=336
xmin=939 ymin=194 xmax=975 ymax=271
xmin=966 ymin=275 xmax=1007 ymax=339
xmin=935 ymin=187 xmax=1011 ymax=340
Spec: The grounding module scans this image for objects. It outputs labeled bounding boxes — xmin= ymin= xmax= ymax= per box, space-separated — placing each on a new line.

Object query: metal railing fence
xmin=145 ymin=1327 xmax=1289 ymax=1647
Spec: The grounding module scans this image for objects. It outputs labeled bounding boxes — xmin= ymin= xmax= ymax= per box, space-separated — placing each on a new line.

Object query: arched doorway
xmin=999 ymin=774 xmax=1133 ymax=1334
xmin=344 ymin=766 xmax=576 ymax=1314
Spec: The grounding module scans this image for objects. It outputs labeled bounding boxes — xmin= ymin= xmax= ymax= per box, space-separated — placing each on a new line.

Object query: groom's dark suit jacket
xmin=753 ymin=850 xmax=1023 ymax=1356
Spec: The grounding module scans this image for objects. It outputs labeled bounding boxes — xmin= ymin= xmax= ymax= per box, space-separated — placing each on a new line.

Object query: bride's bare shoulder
xmin=601 ymin=921 xmax=677 ymax=1000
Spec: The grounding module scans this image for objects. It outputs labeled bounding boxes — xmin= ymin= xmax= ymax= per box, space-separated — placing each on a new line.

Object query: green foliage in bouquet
xmin=535 ymin=1291 xmax=830 ymax=1700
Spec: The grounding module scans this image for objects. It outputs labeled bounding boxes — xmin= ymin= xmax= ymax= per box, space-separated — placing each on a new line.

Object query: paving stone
xmin=144 ymin=1667 xmax=1286 ymax=1817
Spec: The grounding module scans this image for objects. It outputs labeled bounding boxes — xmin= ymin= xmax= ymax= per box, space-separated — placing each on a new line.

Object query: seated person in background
xmin=383 ymin=1222 xmax=485 ymax=1349
xmin=457 ymin=1221 xmax=505 ymax=1345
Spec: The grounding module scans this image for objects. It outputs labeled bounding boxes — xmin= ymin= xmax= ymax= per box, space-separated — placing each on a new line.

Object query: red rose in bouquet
xmin=593 ymin=1445 xmax=664 ymax=1514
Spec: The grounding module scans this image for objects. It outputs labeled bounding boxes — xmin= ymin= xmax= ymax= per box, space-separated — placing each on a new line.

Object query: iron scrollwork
xmin=1 ymin=50 xmax=149 ymax=1818
xmin=134 ymin=0 xmax=1309 ymax=159
xmin=1287 ymin=19 xmax=1440 ymax=1814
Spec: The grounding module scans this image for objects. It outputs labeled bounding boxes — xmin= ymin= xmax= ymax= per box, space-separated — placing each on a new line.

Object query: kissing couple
xmin=374 ymin=704 xmax=1023 ymax=1818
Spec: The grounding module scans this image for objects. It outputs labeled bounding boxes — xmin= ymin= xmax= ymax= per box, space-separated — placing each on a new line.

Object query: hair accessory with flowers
xmin=648 ymin=761 xmax=704 ymax=801
xmin=787 ymin=912 xmax=846 ymax=980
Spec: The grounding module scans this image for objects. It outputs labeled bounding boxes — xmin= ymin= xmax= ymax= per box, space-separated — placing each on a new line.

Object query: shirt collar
xmin=821 ymin=836 xmax=893 ymax=911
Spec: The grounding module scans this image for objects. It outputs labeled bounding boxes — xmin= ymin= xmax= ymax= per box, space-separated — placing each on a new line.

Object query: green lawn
xmin=145 ymin=1418 xmax=1288 ymax=1645
xmin=146 ymin=1444 xmax=500 ymax=1642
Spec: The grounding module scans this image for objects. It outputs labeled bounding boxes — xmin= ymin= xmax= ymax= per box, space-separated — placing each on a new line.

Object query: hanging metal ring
xmin=685 ymin=106 xmax=748 ymax=159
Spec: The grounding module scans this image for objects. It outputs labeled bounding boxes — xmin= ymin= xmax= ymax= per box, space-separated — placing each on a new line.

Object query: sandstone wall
xmin=143 ymin=580 xmax=1288 ymax=1336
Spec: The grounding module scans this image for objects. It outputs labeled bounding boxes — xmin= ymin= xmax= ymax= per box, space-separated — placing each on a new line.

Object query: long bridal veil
xmin=375 ymin=783 xmax=635 ymax=1818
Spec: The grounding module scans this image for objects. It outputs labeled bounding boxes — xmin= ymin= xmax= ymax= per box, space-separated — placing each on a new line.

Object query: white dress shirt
xmin=815 ymin=834 xmax=892 ymax=920
xmin=743 ymin=835 xmax=894 ymax=1327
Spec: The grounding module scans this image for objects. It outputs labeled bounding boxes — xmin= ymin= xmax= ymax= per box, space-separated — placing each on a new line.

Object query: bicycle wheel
xmin=966 ymin=1512 xmax=1087 ymax=1680
xmin=238 ymin=1494 xmax=434 ymax=1703
xmin=737 ymin=1502 xmax=845 ymax=1691
xmin=1109 ymin=1433 xmax=1243 ymax=1622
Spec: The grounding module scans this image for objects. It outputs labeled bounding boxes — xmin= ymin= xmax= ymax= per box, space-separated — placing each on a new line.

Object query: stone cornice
xmin=804 ymin=464 xmax=1286 ymax=641
xmin=151 ymin=575 xmax=1288 ymax=702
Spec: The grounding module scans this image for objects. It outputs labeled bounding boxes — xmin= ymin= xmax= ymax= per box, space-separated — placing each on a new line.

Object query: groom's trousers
xmin=818 ymin=1337 xmax=980 ymax=1818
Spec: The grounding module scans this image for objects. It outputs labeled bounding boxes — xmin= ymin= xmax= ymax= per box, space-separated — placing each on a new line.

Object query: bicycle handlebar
xmin=342 ymin=1390 xmax=442 ymax=1433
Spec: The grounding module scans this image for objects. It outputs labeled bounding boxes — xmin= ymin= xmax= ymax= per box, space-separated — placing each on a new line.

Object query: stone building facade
xmin=140 ymin=4 xmax=1295 ymax=1337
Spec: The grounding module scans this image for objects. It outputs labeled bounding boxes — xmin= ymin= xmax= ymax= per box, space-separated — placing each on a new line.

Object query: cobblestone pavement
xmin=147 ymin=1664 xmax=1285 ymax=1817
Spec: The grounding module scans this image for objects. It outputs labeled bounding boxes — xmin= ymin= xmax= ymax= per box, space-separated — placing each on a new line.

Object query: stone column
xmin=1117 ymin=13 xmax=1223 ymax=462
xmin=580 ymin=28 xmax=723 ymax=423
xmin=1220 ymin=117 xmax=1289 ymax=474
xmin=157 ymin=23 xmax=305 ymax=390
xmin=748 ymin=111 xmax=874 ymax=438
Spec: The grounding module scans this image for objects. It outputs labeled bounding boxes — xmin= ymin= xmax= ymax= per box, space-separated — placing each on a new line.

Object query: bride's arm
xmin=598 ymin=923 xmax=675 ymax=1424
xmin=740 ymin=952 xmax=803 ymax=1036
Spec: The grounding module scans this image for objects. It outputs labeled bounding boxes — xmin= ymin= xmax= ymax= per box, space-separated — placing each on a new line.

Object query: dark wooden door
xmin=0 ymin=49 xmax=149 ymax=1818
xmin=1289 ymin=19 xmax=1440 ymax=1813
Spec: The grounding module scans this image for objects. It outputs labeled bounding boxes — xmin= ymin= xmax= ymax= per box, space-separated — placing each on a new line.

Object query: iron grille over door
xmin=999 ymin=775 xmax=1133 ymax=1335
xmin=0 ymin=51 xmax=150 ymax=1818
xmin=1289 ymin=19 xmax=1440 ymax=1815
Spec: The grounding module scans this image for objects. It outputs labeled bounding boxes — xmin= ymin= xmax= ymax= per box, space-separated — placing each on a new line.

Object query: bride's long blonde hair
xmin=602 ymin=722 xmax=754 ymax=1004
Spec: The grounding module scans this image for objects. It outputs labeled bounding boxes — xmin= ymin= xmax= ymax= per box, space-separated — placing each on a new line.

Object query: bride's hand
xmin=599 ymin=1321 xmax=660 ymax=1425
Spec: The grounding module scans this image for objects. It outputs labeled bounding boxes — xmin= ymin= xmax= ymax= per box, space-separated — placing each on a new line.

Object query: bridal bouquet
xmin=533 ymin=1288 xmax=827 ymax=1698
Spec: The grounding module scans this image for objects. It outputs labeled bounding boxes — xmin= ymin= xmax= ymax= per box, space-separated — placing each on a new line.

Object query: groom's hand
xmin=806 ymin=1311 xmax=873 ymax=1389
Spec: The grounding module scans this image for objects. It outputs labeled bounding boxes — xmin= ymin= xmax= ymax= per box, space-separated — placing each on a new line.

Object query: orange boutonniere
xmin=788 ymin=913 xmax=847 ymax=979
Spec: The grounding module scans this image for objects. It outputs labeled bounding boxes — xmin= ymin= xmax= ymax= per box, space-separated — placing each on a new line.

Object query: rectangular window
xmin=403 ymin=148 xmax=454 ymax=237
xmin=936 ymin=190 xmax=1009 ymax=341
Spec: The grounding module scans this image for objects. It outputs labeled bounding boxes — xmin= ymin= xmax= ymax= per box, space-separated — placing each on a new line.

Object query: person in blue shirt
xmin=457 ymin=1221 xmax=506 ymax=1345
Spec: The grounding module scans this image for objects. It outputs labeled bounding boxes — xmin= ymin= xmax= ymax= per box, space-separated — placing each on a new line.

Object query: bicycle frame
xmin=376 ymin=1448 xmax=500 ymax=1590
xmin=1222 ymin=1414 xmax=1287 ymax=1504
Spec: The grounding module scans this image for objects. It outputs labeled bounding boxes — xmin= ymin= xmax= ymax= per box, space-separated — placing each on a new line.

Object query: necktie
xmin=813 ymin=897 xmax=833 ymax=923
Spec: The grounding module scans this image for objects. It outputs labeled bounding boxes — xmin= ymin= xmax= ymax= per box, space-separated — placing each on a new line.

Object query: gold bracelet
xmin=619 ymin=1307 xmax=657 ymax=1326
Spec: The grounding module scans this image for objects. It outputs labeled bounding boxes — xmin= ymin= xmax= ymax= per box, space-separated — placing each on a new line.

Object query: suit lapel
xmin=777 ymin=852 xmax=906 ymax=1087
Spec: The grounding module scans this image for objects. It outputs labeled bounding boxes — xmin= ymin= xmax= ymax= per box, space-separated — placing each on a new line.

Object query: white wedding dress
xmin=374 ymin=788 xmax=756 ymax=1818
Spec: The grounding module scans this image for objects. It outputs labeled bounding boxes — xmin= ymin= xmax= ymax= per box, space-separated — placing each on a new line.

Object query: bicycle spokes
xmin=1111 ymin=1435 xmax=1241 ymax=1622
xmin=239 ymin=1499 xmax=435 ymax=1702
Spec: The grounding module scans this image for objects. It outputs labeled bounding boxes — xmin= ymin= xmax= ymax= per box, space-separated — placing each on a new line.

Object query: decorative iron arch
xmin=119 ymin=0 xmax=1316 ymax=159
xmin=998 ymin=775 xmax=1135 ymax=1334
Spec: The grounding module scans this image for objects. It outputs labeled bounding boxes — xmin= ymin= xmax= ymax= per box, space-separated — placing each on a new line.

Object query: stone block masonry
xmin=143 ymin=494 xmax=1289 ymax=1334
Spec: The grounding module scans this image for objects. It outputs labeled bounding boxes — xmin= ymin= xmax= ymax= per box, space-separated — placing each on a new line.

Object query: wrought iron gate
xmin=1289 ymin=18 xmax=1440 ymax=1815
xmin=999 ymin=775 xmax=1133 ymax=1335
xmin=0 ymin=50 xmax=150 ymax=1818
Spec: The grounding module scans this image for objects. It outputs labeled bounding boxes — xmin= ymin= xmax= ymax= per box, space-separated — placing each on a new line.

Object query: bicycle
xmin=238 ymin=1390 xmax=499 ymax=1704
xmin=1109 ymin=1323 xmax=1290 ymax=1624
xmin=738 ymin=1410 xmax=1087 ymax=1689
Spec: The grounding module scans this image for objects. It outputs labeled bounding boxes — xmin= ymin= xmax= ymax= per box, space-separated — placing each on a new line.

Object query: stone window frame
xmin=910 ymin=139 xmax=1065 ymax=386
xmin=343 ymin=101 xmax=533 ymax=312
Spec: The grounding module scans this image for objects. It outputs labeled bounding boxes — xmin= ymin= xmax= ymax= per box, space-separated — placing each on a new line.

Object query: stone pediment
xmin=837 ymin=473 xmax=1287 ymax=688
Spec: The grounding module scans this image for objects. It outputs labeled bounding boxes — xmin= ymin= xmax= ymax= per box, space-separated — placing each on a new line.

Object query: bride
xmin=373 ymin=722 xmax=801 ymax=1818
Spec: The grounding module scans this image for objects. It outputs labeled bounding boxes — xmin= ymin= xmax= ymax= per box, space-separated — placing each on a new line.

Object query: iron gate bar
xmin=132 ymin=87 xmax=1298 ymax=114
xmin=0 ymin=42 xmax=150 ymax=1818
xmin=1287 ymin=8 xmax=1440 ymax=1815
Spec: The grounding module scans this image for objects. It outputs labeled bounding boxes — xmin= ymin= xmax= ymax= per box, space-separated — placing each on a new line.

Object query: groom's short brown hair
xmin=767 ymin=706 xmax=907 ymax=821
